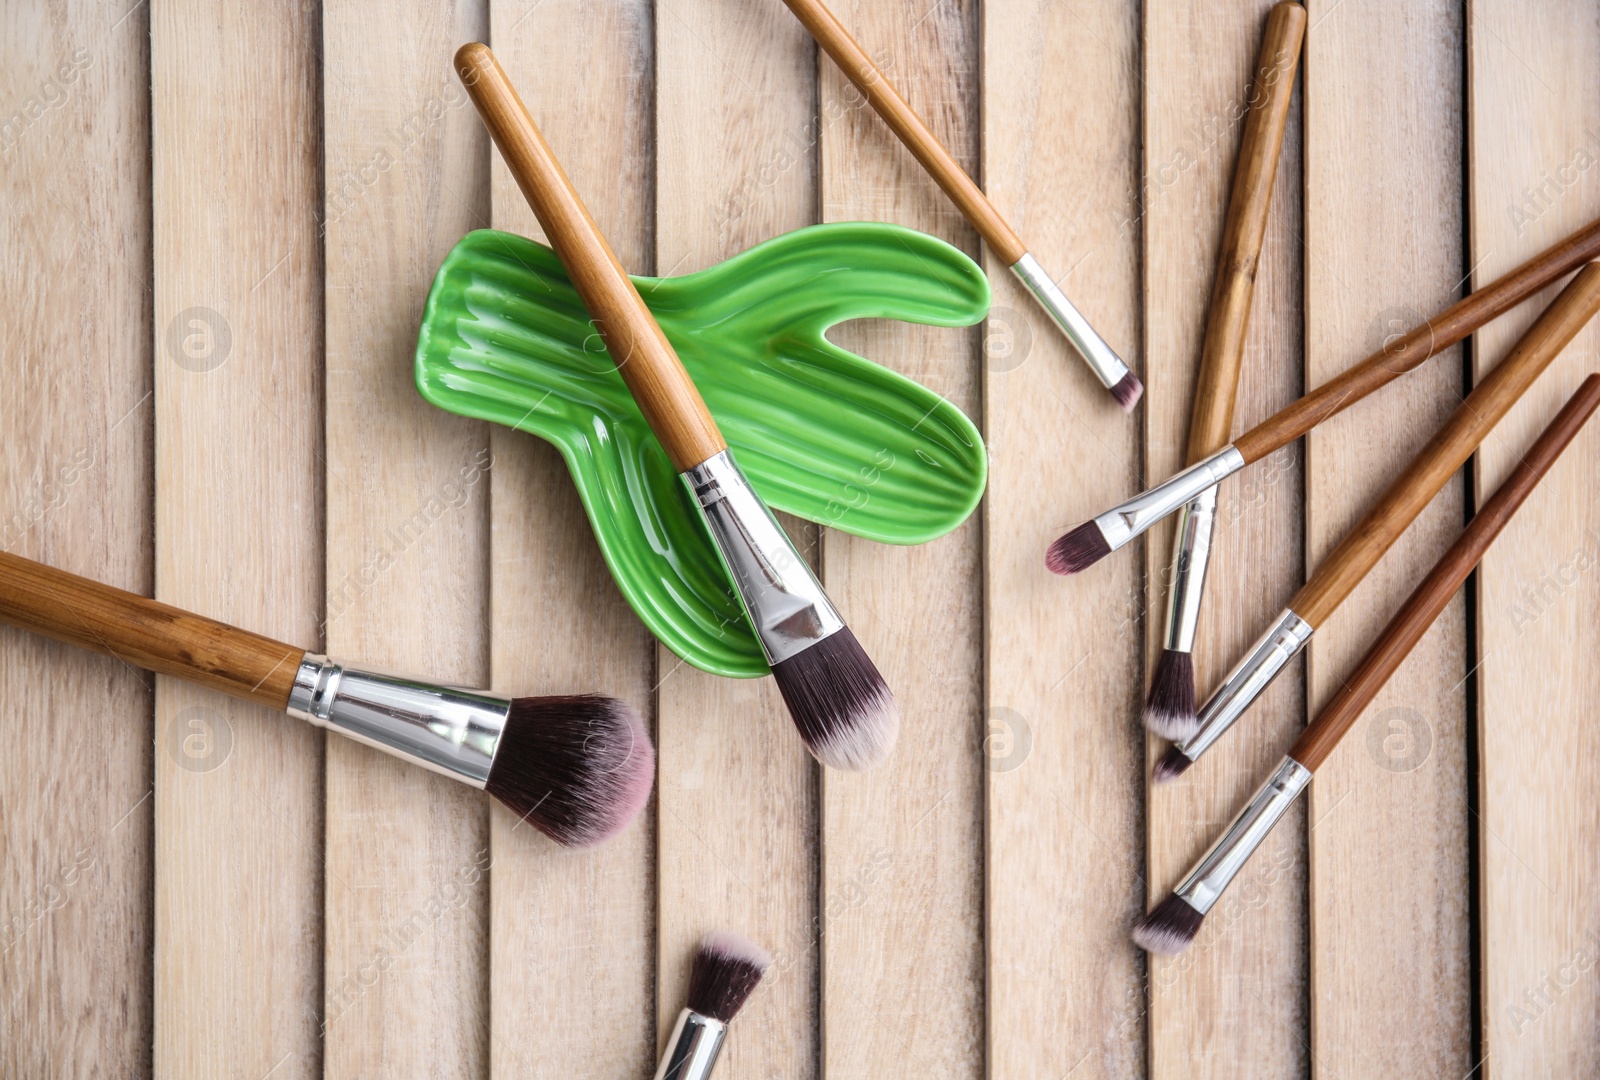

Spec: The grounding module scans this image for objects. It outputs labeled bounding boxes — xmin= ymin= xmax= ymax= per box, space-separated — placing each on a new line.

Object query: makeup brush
xmin=1136 ymin=372 xmax=1600 ymax=953
xmin=1155 ymin=260 xmax=1600 ymax=781
xmin=1147 ymin=2 xmax=1305 ymax=741
xmin=1047 ymin=213 xmax=1600 ymax=575
xmin=0 ymin=550 xmax=654 ymax=848
xmin=778 ymin=0 xmax=1140 ymax=410
xmin=454 ymin=43 xmax=896 ymax=770
xmin=655 ymin=930 xmax=772 ymax=1080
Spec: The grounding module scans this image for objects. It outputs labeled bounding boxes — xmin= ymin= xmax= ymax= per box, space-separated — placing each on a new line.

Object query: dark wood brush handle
xmin=780 ymin=0 xmax=1027 ymax=265
xmin=1290 ymin=262 xmax=1600 ymax=627
xmin=1186 ymin=2 xmax=1304 ymax=463
xmin=1290 ymin=373 xmax=1600 ymax=772
xmin=0 ymin=550 xmax=304 ymax=709
xmin=453 ymin=42 xmax=726 ymax=472
xmin=1233 ymin=216 xmax=1600 ymax=464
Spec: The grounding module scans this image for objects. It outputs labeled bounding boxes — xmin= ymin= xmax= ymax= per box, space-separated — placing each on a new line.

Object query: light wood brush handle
xmin=1290 ymin=262 xmax=1600 ymax=627
xmin=780 ymin=0 xmax=1026 ymax=265
xmin=1233 ymin=216 xmax=1600 ymax=464
xmin=453 ymin=42 xmax=726 ymax=472
xmin=1186 ymin=2 xmax=1304 ymax=463
xmin=1290 ymin=372 xmax=1600 ymax=771
xmin=0 ymin=550 xmax=304 ymax=709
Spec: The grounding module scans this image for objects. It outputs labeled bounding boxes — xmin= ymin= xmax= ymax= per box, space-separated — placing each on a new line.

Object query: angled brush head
xmin=687 ymin=930 xmax=772 ymax=1023
xmin=1109 ymin=370 xmax=1144 ymax=412
xmin=1152 ymin=744 xmax=1195 ymax=785
xmin=770 ymin=627 xmax=897 ymax=771
xmin=485 ymin=694 xmax=655 ymax=848
xmin=1133 ymin=894 xmax=1206 ymax=955
xmin=1045 ymin=519 xmax=1112 ymax=576
xmin=1144 ymin=649 xmax=1198 ymax=740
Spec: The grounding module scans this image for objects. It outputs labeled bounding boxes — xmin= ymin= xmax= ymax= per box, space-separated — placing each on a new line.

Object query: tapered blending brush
xmin=1147 ymin=2 xmax=1305 ymax=741
xmin=1136 ymin=372 xmax=1600 ymax=953
xmin=1154 ymin=261 xmax=1600 ymax=782
xmin=655 ymin=931 xmax=772 ymax=1080
xmin=778 ymin=0 xmax=1140 ymax=410
xmin=454 ymin=43 xmax=897 ymax=770
xmin=0 ymin=551 xmax=654 ymax=847
xmin=1047 ymin=213 xmax=1600 ymax=575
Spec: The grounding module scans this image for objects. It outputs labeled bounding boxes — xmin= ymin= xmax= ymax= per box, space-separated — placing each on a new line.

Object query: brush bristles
xmin=770 ymin=627 xmax=897 ymax=771
xmin=1133 ymin=894 xmax=1205 ymax=955
xmin=1152 ymin=744 xmax=1195 ymax=784
xmin=1045 ymin=519 xmax=1112 ymax=576
xmin=687 ymin=930 xmax=771 ymax=1023
xmin=484 ymin=694 xmax=654 ymax=848
xmin=1143 ymin=649 xmax=1198 ymax=740
xmin=1109 ymin=370 xmax=1144 ymax=412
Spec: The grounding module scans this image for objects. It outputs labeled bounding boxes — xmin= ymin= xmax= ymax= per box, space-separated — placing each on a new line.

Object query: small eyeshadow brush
xmin=655 ymin=931 xmax=771 ymax=1080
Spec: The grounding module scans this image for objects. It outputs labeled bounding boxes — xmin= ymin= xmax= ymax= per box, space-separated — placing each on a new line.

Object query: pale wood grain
xmin=1468 ymin=3 xmax=1600 ymax=1073
xmin=655 ymin=1 xmax=820 ymax=1075
xmin=1304 ymin=1 xmax=1471 ymax=1074
xmin=320 ymin=1 xmax=492 ymax=1074
xmin=484 ymin=3 xmax=658 ymax=1076
xmin=0 ymin=2 xmax=153 ymax=1073
xmin=1143 ymin=3 xmax=1306 ymax=1075
xmin=816 ymin=1 xmax=983 ymax=1077
xmin=983 ymin=1 xmax=1144 ymax=1076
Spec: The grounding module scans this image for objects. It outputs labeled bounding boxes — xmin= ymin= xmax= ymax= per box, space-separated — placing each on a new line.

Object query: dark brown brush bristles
xmin=770 ymin=626 xmax=898 ymax=771
xmin=1110 ymin=370 xmax=1144 ymax=412
xmin=686 ymin=930 xmax=771 ymax=1023
xmin=1152 ymin=744 xmax=1195 ymax=784
xmin=483 ymin=694 xmax=655 ymax=849
xmin=1143 ymin=649 xmax=1198 ymax=740
xmin=1133 ymin=894 xmax=1205 ymax=955
xmin=1045 ymin=519 xmax=1111 ymax=576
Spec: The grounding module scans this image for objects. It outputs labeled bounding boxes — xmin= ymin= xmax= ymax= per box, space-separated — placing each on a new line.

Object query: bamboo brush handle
xmin=1290 ymin=373 xmax=1600 ymax=771
xmin=1233 ymin=216 xmax=1600 ymax=464
xmin=780 ymin=0 xmax=1027 ymax=265
xmin=0 ymin=550 xmax=304 ymax=710
xmin=1291 ymin=262 xmax=1600 ymax=627
xmin=1185 ymin=2 xmax=1305 ymax=464
xmin=453 ymin=42 xmax=726 ymax=472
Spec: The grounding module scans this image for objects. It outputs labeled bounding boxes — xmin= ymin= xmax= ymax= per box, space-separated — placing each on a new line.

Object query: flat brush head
xmin=485 ymin=694 xmax=655 ymax=848
xmin=687 ymin=930 xmax=772 ymax=1023
xmin=1133 ymin=894 xmax=1205 ymax=955
xmin=1109 ymin=370 xmax=1144 ymax=412
xmin=1152 ymin=744 xmax=1194 ymax=784
xmin=770 ymin=627 xmax=897 ymax=771
xmin=1143 ymin=649 xmax=1198 ymax=741
xmin=1045 ymin=519 xmax=1111 ymax=576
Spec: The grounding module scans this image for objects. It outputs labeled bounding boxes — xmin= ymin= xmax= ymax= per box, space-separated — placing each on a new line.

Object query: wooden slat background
xmin=4 ymin=1 xmax=1599 ymax=1076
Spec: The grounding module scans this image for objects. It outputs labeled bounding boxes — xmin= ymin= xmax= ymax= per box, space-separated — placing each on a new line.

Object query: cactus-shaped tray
xmin=415 ymin=222 xmax=988 ymax=677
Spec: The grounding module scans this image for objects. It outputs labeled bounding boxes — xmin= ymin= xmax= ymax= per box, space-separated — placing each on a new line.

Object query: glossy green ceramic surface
xmin=415 ymin=222 xmax=989 ymax=677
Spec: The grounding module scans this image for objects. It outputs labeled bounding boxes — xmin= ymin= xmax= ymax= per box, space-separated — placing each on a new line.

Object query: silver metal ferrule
xmin=286 ymin=654 xmax=509 ymax=787
xmin=1178 ymin=607 xmax=1314 ymax=763
xmin=1092 ymin=445 xmax=1246 ymax=553
xmin=1161 ymin=484 xmax=1219 ymax=653
xmin=683 ymin=448 xmax=844 ymax=665
xmin=1173 ymin=756 xmax=1311 ymax=915
xmin=1010 ymin=252 xmax=1129 ymax=389
xmin=654 ymin=1008 xmax=728 ymax=1080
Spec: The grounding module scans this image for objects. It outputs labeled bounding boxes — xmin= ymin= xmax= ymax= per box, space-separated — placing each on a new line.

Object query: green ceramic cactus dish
xmin=415 ymin=222 xmax=989 ymax=677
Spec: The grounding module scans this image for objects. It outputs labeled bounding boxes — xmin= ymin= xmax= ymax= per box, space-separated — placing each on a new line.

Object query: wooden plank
xmin=1468 ymin=3 xmax=1600 ymax=1072
xmin=1143 ymin=3 xmax=1306 ymax=1076
xmin=0 ymin=2 xmax=153 ymax=1074
xmin=815 ymin=1 xmax=983 ymax=1077
xmin=319 ymin=1 xmax=491 ymax=1074
xmin=150 ymin=1 xmax=326 ymax=1075
xmin=1303 ymin=1 xmax=1471 ymax=1075
xmin=982 ymin=1 xmax=1145 ymax=1076
xmin=484 ymin=5 xmax=658 ymax=1077
xmin=654 ymin=1 xmax=820 ymax=1075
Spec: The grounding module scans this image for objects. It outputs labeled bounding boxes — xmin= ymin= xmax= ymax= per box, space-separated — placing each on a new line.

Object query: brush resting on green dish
xmin=415 ymin=221 xmax=989 ymax=677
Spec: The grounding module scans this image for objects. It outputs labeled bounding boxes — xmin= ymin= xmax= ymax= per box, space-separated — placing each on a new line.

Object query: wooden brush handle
xmin=0 ymin=550 xmax=304 ymax=710
xmin=1186 ymin=2 xmax=1305 ymax=463
xmin=453 ymin=43 xmax=725 ymax=472
xmin=1291 ymin=262 xmax=1600 ymax=627
xmin=1290 ymin=373 xmax=1600 ymax=771
xmin=1233 ymin=216 xmax=1600 ymax=464
xmin=780 ymin=0 xmax=1027 ymax=265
